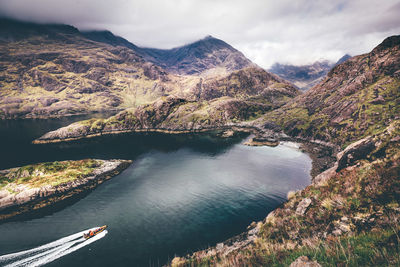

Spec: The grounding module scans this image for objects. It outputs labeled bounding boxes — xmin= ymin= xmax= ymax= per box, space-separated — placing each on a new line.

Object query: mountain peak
xmin=335 ymin=54 xmax=352 ymax=66
xmin=139 ymin=35 xmax=252 ymax=75
xmin=203 ymin=35 xmax=215 ymax=40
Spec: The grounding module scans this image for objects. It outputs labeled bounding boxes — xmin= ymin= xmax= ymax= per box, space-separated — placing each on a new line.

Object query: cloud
xmin=0 ymin=0 xmax=399 ymax=68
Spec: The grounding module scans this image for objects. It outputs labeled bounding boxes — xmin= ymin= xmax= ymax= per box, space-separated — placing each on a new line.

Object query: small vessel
xmin=83 ymin=225 xmax=107 ymax=239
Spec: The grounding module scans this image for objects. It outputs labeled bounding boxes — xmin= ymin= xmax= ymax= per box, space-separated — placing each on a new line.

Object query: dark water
xmin=0 ymin=115 xmax=312 ymax=266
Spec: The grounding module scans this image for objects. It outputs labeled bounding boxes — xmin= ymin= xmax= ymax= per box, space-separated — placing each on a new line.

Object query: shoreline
xmin=32 ymin=123 xmax=337 ymax=179
xmin=0 ymin=159 xmax=132 ymax=222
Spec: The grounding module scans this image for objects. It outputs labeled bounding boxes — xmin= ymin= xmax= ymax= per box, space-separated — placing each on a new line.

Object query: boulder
xmin=295 ymin=198 xmax=312 ymax=216
xmin=336 ymin=136 xmax=376 ymax=171
xmin=290 ymin=256 xmax=321 ymax=267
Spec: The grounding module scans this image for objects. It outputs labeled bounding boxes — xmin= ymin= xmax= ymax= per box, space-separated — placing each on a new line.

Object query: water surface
xmin=0 ymin=116 xmax=312 ymax=266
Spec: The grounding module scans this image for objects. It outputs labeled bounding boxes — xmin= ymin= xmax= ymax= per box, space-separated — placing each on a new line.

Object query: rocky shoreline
xmin=33 ymin=120 xmax=336 ymax=180
xmin=0 ymin=159 xmax=132 ymax=222
xmin=170 ymin=121 xmax=400 ymax=266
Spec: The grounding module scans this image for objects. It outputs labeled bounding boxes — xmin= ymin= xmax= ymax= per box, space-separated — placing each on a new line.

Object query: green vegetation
xmin=0 ymin=159 xmax=101 ymax=190
xmin=264 ymin=77 xmax=400 ymax=148
xmin=185 ymin=229 xmax=400 ymax=267
xmin=174 ymin=121 xmax=400 ymax=266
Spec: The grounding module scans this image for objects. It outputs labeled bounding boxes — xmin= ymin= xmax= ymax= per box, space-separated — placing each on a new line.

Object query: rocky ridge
xmin=0 ymin=19 xmax=296 ymax=119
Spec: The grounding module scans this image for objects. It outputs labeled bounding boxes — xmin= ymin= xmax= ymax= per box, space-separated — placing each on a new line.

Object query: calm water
xmin=0 ymin=116 xmax=312 ymax=266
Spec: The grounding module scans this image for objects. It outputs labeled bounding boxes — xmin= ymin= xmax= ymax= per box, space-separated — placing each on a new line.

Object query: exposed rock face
xmin=336 ymin=136 xmax=376 ymax=171
xmin=0 ymin=159 xmax=132 ymax=221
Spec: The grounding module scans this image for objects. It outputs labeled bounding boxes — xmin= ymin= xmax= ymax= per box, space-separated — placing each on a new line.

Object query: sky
xmin=1 ymin=0 xmax=400 ymax=68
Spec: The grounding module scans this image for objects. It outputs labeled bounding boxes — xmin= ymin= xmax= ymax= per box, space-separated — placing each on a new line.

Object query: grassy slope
xmin=0 ymin=34 xmax=187 ymax=118
xmin=254 ymin=36 xmax=400 ymax=149
xmin=178 ymin=122 xmax=400 ymax=266
xmin=0 ymin=159 xmax=101 ymax=191
xmin=0 ymin=23 xmax=298 ymax=119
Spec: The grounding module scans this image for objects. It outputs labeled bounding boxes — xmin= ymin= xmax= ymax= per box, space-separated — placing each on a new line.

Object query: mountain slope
xmin=139 ymin=35 xmax=254 ymax=75
xmin=263 ymin=36 xmax=399 ymax=147
xmin=0 ymin=19 xmax=298 ymax=119
xmin=0 ymin=19 xmax=177 ymax=119
xmin=82 ymin=30 xmax=141 ymax=51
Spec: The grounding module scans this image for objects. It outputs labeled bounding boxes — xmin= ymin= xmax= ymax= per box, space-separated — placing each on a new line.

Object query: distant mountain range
xmin=83 ymin=32 xmax=254 ymax=75
xmin=0 ymin=18 xmax=297 ymax=119
xmin=269 ymin=54 xmax=352 ymax=90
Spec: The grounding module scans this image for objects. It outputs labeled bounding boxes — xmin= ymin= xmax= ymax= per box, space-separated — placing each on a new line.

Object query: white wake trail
xmin=27 ymin=231 xmax=107 ymax=267
xmin=0 ymin=227 xmax=107 ymax=267
xmin=3 ymin=239 xmax=84 ymax=267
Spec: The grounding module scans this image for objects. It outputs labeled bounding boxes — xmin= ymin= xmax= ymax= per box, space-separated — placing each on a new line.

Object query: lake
xmin=0 ymin=115 xmax=312 ymax=266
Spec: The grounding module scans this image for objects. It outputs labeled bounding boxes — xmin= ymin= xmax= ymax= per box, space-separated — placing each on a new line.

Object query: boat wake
xmin=0 ymin=227 xmax=107 ymax=267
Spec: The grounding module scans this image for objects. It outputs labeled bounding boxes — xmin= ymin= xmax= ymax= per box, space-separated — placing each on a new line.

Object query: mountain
xmin=82 ymin=31 xmax=253 ymax=76
xmin=82 ymin=32 xmax=254 ymax=75
xmin=269 ymin=55 xmax=352 ymax=91
xmin=269 ymin=60 xmax=334 ymax=90
xmin=169 ymin=35 xmax=400 ymax=267
xmin=0 ymin=18 xmax=298 ymax=119
xmin=265 ymin=36 xmax=399 ymax=147
xmin=139 ymin=35 xmax=254 ymax=75
xmin=0 ymin=18 xmax=80 ymax=42
xmin=335 ymin=53 xmax=352 ymax=66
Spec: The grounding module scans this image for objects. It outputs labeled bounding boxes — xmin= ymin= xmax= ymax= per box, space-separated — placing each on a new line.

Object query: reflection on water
xmin=0 ymin=117 xmax=312 ymax=266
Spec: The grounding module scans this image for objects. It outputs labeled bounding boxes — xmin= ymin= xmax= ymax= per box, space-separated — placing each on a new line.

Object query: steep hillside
xmin=176 ymin=121 xmax=400 ymax=266
xmin=0 ymin=19 xmax=176 ymax=119
xmin=0 ymin=19 xmax=297 ymax=119
xmin=263 ymin=36 xmax=399 ymax=148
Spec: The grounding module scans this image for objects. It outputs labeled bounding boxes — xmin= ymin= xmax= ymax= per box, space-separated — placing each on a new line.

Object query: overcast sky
xmin=1 ymin=0 xmax=400 ymax=68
